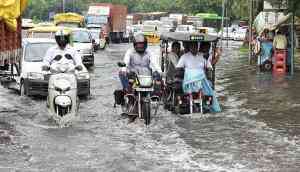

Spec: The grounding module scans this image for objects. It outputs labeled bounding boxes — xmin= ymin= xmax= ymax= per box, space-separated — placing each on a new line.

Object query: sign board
xmin=264 ymin=0 xmax=288 ymax=10
xmin=88 ymin=6 xmax=110 ymax=15
xmin=190 ymin=35 xmax=205 ymax=41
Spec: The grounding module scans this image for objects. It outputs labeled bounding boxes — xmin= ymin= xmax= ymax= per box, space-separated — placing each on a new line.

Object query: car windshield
xmin=72 ymin=31 xmax=91 ymax=43
xmin=57 ymin=23 xmax=80 ymax=28
xmin=142 ymin=25 xmax=157 ymax=32
xmin=27 ymin=32 xmax=54 ymax=39
xmin=90 ymin=31 xmax=100 ymax=39
xmin=25 ymin=42 xmax=55 ymax=62
xmin=86 ymin=15 xmax=108 ymax=25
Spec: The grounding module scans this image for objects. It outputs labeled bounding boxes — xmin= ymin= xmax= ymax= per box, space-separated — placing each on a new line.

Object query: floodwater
xmin=0 ymin=41 xmax=300 ymax=172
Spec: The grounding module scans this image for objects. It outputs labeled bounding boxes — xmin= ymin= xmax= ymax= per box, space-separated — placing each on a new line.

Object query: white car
xmin=233 ymin=29 xmax=247 ymax=41
xmin=26 ymin=27 xmax=95 ymax=68
xmin=72 ymin=28 xmax=95 ymax=67
xmin=176 ymin=25 xmax=196 ymax=33
xmin=18 ymin=38 xmax=90 ymax=97
xmin=218 ymin=27 xmax=235 ymax=40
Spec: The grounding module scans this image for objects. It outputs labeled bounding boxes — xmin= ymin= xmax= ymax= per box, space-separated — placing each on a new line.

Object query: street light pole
xmin=62 ymin=0 xmax=65 ymax=13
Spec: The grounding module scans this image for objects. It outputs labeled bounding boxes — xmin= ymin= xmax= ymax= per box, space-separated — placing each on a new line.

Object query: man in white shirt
xmin=43 ymin=29 xmax=83 ymax=68
xmin=176 ymin=41 xmax=212 ymax=72
xmin=120 ymin=33 xmax=161 ymax=89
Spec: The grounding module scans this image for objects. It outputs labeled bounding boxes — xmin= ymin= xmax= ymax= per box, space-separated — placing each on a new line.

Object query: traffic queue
xmin=0 ymin=2 xmax=224 ymax=127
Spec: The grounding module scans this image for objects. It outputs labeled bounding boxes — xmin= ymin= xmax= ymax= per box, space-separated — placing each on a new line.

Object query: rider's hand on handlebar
xmin=42 ymin=65 xmax=50 ymax=71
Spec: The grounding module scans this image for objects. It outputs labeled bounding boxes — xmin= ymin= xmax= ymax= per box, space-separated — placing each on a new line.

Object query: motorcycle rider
xmin=119 ymin=33 xmax=162 ymax=90
xmin=43 ymin=29 xmax=83 ymax=70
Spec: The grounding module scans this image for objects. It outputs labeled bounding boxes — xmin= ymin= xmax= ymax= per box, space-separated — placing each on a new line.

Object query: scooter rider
xmin=43 ymin=29 xmax=83 ymax=70
xmin=119 ymin=33 xmax=162 ymax=90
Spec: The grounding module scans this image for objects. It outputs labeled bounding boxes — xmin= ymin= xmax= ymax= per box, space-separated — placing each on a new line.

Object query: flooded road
xmin=0 ymin=41 xmax=300 ymax=171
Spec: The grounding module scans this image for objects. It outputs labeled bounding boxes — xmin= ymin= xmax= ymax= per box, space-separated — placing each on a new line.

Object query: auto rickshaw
xmin=26 ymin=26 xmax=61 ymax=38
xmin=53 ymin=12 xmax=85 ymax=28
xmin=142 ymin=25 xmax=160 ymax=44
xmin=160 ymin=32 xmax=221 ymax=114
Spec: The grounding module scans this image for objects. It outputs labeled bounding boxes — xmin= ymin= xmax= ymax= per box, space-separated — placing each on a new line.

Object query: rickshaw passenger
xmin=199 ymin=42 xmax=222 ymax=65
xmin=176 ymin=41 xmax=221 ymax=112
xmin=181 ymin=41 xmax=191 ymax=55
xmin=176 ymin=42 xmax=212 ymax=74
xmin=166 ymin=42 xmax=181 ymax=82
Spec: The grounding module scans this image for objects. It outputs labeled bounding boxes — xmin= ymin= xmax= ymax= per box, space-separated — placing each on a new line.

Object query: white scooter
xmin=43 ymin=62 xmax=82 ymax=126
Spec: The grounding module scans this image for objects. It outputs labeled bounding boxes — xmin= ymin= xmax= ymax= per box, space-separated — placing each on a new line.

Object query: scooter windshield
xmin=51 ymin=63 xmax=75 ymax=74
xmin=135 ymin=67 xmax=151 ymax=76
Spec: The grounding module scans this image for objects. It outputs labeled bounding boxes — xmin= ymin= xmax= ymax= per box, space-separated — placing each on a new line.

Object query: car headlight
xmin=76 ymin=72 xmax=90 ymax=80
xmin=28 ymin=72 xmax=44 ymax=80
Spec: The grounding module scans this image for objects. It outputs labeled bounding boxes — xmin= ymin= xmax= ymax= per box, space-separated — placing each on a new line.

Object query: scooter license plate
xmin=135 ymin=87 xmax=153 ymax=92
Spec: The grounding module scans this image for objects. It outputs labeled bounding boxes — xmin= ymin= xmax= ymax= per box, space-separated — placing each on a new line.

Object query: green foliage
xmin=24 ymin=0 xmax=300 ymax=21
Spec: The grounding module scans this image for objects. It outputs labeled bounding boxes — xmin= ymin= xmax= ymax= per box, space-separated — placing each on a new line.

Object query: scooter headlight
xmin=28 ymin=72 xmax=44 ymax=80
xmin=77 ymin=72 xmax=90 ymax=80
xmin=55 ymin=86 xmax=71 ymax=92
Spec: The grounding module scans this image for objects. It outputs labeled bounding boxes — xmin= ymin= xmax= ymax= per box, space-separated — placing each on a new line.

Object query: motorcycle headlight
xmin=76 ymin=72 xmax=90 ymax=80
xmin=28 ymin=72 xmax=44 ymax=80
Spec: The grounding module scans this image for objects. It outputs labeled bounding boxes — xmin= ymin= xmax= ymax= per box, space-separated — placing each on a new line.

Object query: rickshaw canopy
xmin=160 ymin=32 xmax=219 ymax=42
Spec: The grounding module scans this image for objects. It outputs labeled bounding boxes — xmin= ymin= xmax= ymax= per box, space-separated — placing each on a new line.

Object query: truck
xmin=0 ymin=0 xmax=24 ymax=89
xmin=86 ymin=3 xmax=127 ymax=43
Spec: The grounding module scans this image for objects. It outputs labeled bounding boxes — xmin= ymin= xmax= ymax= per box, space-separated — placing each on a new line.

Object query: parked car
xmin=72 ymin=28 xmax=95 ymax=67
xmin=18 ymin=38 xmax=90 ymax=97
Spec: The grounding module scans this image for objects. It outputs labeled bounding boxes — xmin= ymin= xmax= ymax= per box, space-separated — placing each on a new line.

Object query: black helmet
xmin=133 ymin=33 xmax=148 ymax=54
xmin=55 ymin=29 xmax=70 ymax=49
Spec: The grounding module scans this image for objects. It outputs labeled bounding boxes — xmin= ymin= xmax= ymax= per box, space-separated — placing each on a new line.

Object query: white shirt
xmin=123 ymin=48 xmax=162 ymax=73
xmin=168 ymin=52 xmax=179 ymax=67
xmin=43 ymin=45 xmax=83 ymax=66
xmin=176 ymin=52 xmax=212 ymax=70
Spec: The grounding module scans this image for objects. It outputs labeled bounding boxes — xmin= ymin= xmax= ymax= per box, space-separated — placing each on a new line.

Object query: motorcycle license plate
xmin=135 ymin=87 xmax=153 ymax=92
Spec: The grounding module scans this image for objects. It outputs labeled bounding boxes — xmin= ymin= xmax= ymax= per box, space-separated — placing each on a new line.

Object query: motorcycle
xmin=42 ymin=62 xmax=82 ymax=126
xmin=114 ymin=62 xmax=160 ymax=125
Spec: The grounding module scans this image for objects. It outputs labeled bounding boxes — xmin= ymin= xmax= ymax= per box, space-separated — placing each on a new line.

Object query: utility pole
xmin=62 ymin=0 xmax=65 ymax=13
xmin=221 ymin=0 xmax=226 ymax=49
xmin=248 ymin=0 xmax=253 ymax=65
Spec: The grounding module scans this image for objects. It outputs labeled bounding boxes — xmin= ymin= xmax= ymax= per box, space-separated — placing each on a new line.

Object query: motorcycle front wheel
xmin=142 ymin=99 xmax=151 ymax=125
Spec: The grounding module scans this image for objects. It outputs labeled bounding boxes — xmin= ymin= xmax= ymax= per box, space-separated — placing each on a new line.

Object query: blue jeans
xmin=119 ymin=72 xmax=129 ymax=90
